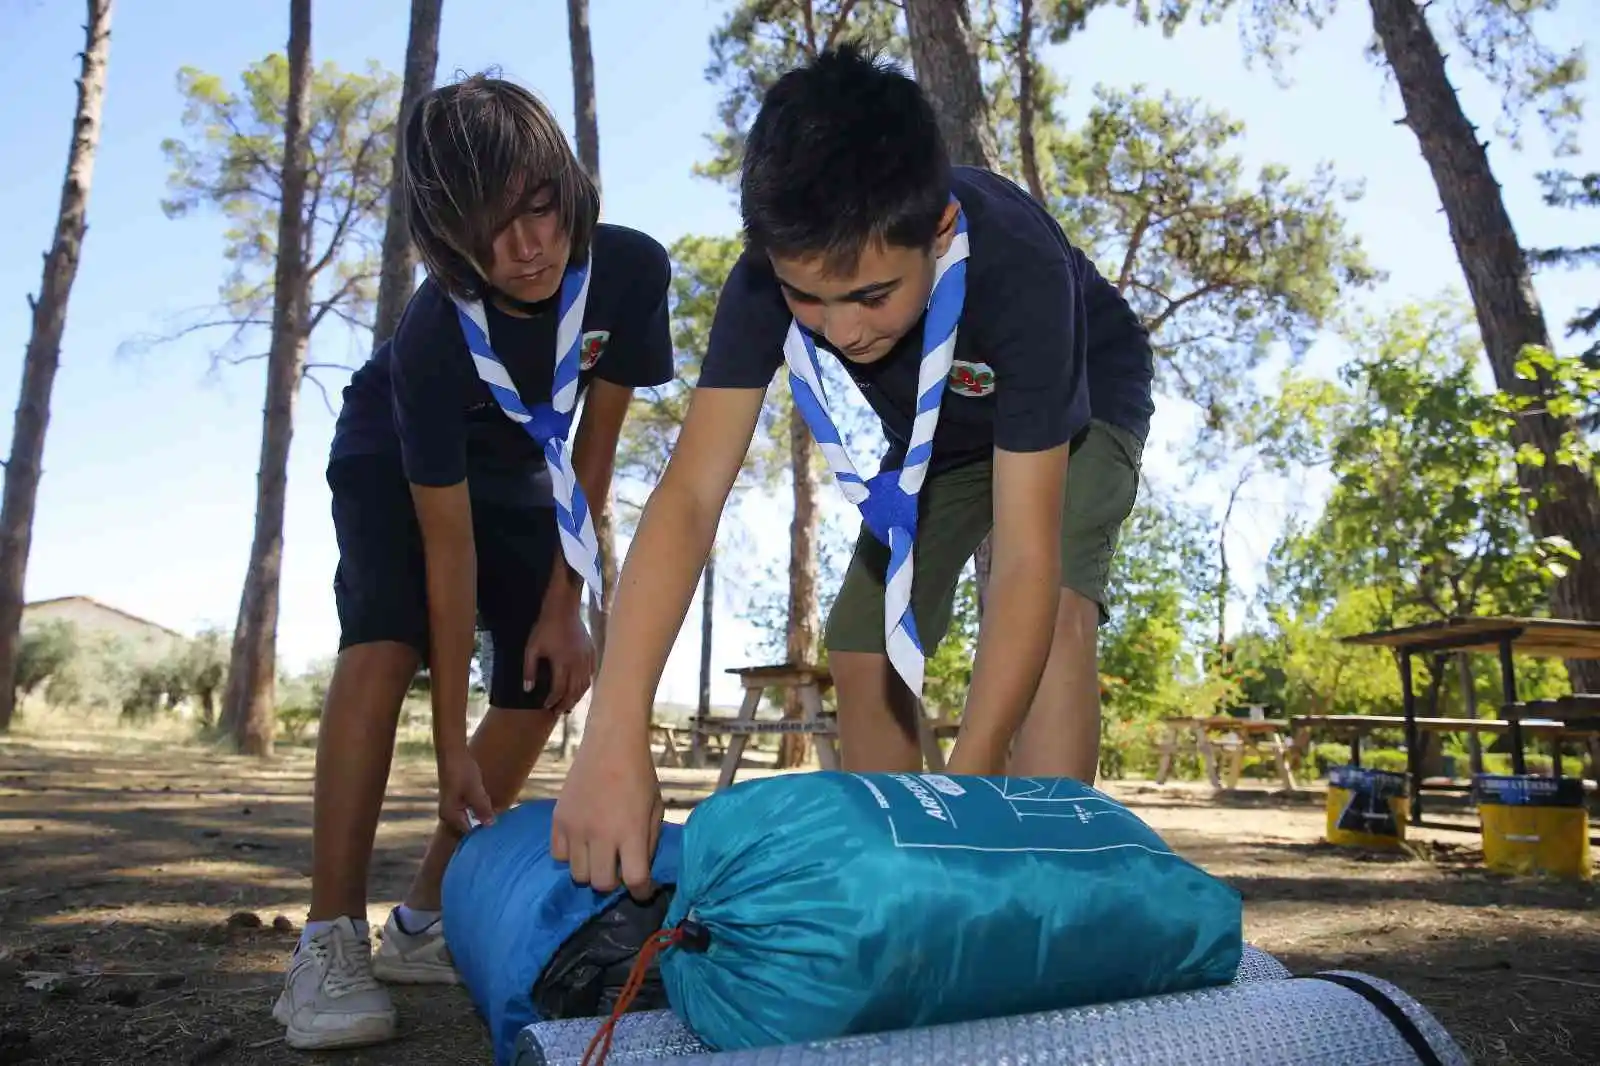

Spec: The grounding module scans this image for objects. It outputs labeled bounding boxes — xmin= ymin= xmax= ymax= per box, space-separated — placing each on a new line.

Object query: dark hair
xmin=740 ymin=44 xmax=950 ymax=274
xmin=402 ymin=73 xmax=599 ymax=300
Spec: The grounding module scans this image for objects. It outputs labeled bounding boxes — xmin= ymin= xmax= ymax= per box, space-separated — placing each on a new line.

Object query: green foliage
xmin=1288 ymin=299 xmax=1576 ymax=625
xmin=918 ymin=565 xmax=982 ymax=715
xmin=14 ymin=621 xmax=79 ymax=700
xmin=1527 ymin=168 xmax=1600 ymax=429
xmin=1228 ymin=298 xmax=1583 ymax=739
xmin=617 ymin=236 xmax=745 ymax=501
xmin=157 ymin=54 xmax=400 ymax=372
xmin=1243 ymin=584 xmax=1402 ymax=718
xmin=614 ymin=233 xmax=789 ymax=527
xmin=1049 ymin=87 xmax=1377 ymax=428
xmin=1494 ymin=342 xmax=1600 ymax=471
xmin=1038 ymin=0 xmax=1225 ymax=40
xmin=1216 ymin=0 xmax=1587 ymax=154
xmin=698 ymin=0 xmax=908 ymax=183
xmin=176 ymin=627 xmax=229 ymax=727
xmin=1093 ymin=493 xmax=1253 ymax=777
xmin=275 ymin=657 xmax=334 ymax=744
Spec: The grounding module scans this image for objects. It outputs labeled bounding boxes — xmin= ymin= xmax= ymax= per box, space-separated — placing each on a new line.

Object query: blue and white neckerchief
xmin=783 ymin=203 xmax=969 ymax=696
xmin=451 ymin=254 xmax=602 ymax=604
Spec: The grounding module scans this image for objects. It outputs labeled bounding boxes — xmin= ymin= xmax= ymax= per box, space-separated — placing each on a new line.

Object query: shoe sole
xmin=273 ymin=993 xmax=398 ymax=1049
xmin=372 ymin=956 xmax=460 ymax=986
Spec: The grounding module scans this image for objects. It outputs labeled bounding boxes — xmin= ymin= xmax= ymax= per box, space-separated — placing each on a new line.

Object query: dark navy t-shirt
xmin=696 ymin=167 xmax=1154 ymax=475
xmin=331 ymin=223 xmax=674 ymax=507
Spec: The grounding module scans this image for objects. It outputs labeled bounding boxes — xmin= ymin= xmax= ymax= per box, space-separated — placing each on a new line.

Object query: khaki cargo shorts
xmin=823 ymin=418 xmax=1144 ymax=655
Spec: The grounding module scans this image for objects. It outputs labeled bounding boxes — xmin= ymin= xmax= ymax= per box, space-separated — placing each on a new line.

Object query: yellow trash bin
xmin=1325 ymin=765 xmax=1409 ymax=850
xmin=1475 ymin=774 xmax=1592 ymax=881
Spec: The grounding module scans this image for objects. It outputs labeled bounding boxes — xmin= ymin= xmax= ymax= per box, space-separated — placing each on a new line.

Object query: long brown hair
xmin=401 ymin=74 xmax=599 ymax=300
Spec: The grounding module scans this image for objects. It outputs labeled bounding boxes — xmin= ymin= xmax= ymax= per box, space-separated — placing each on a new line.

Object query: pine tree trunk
xmin=567 ymin=0 xmax=601 ymax=197
xmin=0 ymin=0 xmax=115 ymax=734
xmin=781 ymin=416 xmax=820 ymax=769
xmin=371 ymin=0 xmax=442 ymax=347
xmin=699 ymin=548 xmax=715 ymax=720
xmin=219 ymin=0 xmax=313 ymax=756
xmin=903 ymin=0 xmax=998 ymax=616
xmin=1368 ymin=0 xmax=1600 ymax=693
xmin=1014 ymin=0 xmax=1044 ymax=200
xmin=566 ymin=0 xmax=612 ymax=684
xmin=902 ymin=0 xmax=997 ymax=169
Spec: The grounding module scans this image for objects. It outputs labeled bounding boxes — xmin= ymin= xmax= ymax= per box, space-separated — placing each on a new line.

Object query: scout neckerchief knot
xmin=783 ymin=202 xmax=969 ymax=696
xmin=451 ymin=253 xmax=603 ymax=604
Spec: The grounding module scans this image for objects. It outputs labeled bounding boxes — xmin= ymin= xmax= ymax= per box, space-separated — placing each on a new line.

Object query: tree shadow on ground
xmin=1268 ymin=924 xmax=1600 ymax=1066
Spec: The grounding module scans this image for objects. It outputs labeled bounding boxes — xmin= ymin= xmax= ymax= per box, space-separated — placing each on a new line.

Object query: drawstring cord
xmin=580 ymin=924 xmax=688 ymax=1066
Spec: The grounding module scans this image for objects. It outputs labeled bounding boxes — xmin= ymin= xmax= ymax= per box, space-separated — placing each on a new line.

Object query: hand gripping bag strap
xmin=441 ymin=799 xmax=684 ymax=1066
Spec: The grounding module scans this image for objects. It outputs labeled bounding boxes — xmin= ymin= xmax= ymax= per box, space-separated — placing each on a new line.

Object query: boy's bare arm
xmin=553 ymin=383 xmax=766 ymax=897
xmin=410 ymin=480 xmax=494 ymax=829
xmin=586 ymin=384 xmax=767 ymax=732
xmin=948 ymin=442 xmax=1070 ymax=774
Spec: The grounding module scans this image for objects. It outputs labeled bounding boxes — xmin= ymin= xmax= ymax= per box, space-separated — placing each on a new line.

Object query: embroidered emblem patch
xmin=579 ymin=330 xmax=610 ymax=370
xmin=947 ymin=359 xmax=995 ymax=397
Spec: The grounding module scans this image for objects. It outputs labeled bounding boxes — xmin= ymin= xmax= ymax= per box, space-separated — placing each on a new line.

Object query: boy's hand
xmin=524 ymin=596 xmax=595 ymax=714
xmin=438 ymin=749 xmax=495 ymax=835
xmin=551 ymin=725 xmax=663 ymax=899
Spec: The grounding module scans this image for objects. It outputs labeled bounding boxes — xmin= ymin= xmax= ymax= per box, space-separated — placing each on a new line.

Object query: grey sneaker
xmin=372 ymin=907 xmax=460 ymax=985
xmin=271 ymin=916 xmax=397 ymax=1049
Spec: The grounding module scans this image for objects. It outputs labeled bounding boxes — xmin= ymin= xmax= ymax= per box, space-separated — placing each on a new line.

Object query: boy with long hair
xmin=273 ymin=75 xmax=674 ymax=1049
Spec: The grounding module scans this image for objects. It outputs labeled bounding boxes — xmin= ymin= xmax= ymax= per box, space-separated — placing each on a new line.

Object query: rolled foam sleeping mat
xmin=512 ymin=959 xmax=1467 ymax=1066
xmin=512 ymin=945 xmax=1294 ymax=1065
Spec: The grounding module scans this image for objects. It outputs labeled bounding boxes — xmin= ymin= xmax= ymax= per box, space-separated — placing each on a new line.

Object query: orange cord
xmin=580 ymin=925 xmax=686 ymax=1066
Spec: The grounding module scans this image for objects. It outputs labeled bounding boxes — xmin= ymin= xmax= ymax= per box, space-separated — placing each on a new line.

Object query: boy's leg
xmin=1008 ymin=420 xmax=1143 ymax=782
xmin=825 ymin=459 xmax=993 ymax=772
xmin=375 ymin=502 xmax=563 ymax=983
xmin=307 ymin=642 xmax=424 ymax=923
xmin=278 ymin=457 xmax=428 ymax=1049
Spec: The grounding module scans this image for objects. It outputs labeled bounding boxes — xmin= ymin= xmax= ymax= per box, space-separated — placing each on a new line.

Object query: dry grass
xmin=0 ymin=724 xmax=1595 ymax=1065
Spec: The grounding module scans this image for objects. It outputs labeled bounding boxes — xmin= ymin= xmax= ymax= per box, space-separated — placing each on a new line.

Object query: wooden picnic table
xmin=1154 ymin=715 xmax=1297 ymax=791
xmin=691 ymin=663 xmax=840 ymax=789
xmin=1340 ymin=616 xmax=1600 ymax=823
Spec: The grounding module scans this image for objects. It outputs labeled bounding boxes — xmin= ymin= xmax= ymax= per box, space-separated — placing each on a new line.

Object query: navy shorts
xmin=328 ymin=454 xmax=557 ymax=710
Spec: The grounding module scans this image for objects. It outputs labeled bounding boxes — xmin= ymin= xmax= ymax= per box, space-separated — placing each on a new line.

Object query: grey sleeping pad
xmin=510 ymin=944 xmax=1464 ymax=1066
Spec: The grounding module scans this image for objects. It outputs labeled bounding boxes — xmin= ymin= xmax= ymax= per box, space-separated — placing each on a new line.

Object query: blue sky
xmin=0 ymin=0 xmax=1593 ymax=707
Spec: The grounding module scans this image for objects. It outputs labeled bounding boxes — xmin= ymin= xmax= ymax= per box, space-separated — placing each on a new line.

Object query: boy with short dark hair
xmin=551 ymin=45 xmax=1153 ymax=898
xmin=272 ymin=74 xmax=674 ymax=1049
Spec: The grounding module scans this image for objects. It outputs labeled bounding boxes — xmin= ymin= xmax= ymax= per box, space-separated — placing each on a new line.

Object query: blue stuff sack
xmin=659 ymin=772 xmax=1242 ymax=1050
xmin=441 ymin=799 xmax=683 ymax=1066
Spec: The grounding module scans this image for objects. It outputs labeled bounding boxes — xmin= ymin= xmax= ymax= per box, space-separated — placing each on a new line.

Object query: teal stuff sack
xmin=658 ymin=772 xmax=1242 ymax=1050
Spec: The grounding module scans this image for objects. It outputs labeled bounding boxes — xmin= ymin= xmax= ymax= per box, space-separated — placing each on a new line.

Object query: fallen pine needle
xmin=1518 ymin=973 xmax=1600 ymax=991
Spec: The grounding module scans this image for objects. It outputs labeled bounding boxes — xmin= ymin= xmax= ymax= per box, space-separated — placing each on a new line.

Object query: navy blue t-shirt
xmin=331 ymin=223 xmax=674 ymax=507
xmin=696 ymin=167 xmax=1154 ymax=475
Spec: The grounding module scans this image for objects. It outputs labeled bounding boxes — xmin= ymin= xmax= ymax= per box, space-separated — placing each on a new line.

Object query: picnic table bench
xmin=1501 ymin=694 xmax=1600 ymax=779
xmin=1288 ymin=714 xmax=1571 ymax=787
xmin=650 ymin=721 xmax=722 ymax=768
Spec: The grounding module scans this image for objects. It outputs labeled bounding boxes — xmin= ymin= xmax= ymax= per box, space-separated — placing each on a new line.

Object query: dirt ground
xmin=1 ymin=730 xmax=1596 ymax=1066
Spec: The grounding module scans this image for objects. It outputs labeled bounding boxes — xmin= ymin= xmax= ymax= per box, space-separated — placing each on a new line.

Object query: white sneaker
xmin=372 ymin=907 xmax=460 ymax=985
xmin=272 ymin=916 xmax=397 ymax=1050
